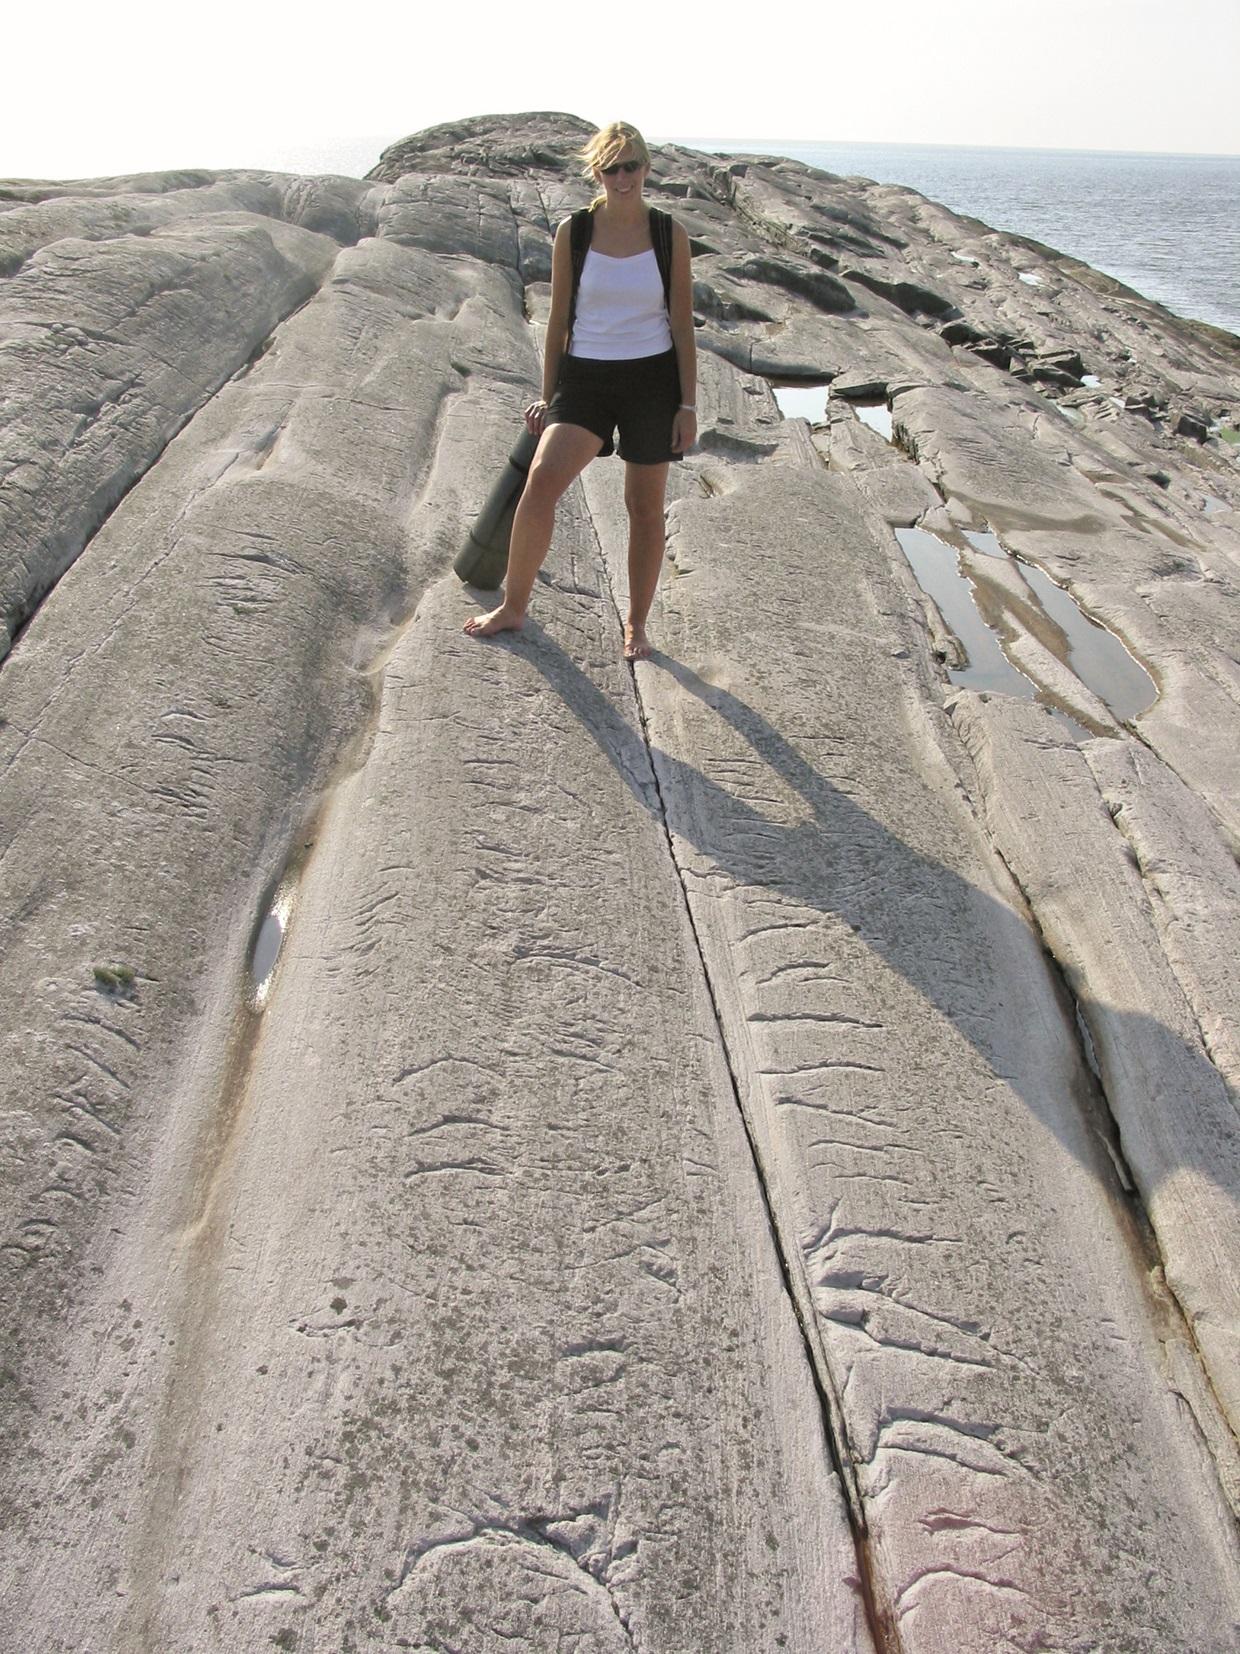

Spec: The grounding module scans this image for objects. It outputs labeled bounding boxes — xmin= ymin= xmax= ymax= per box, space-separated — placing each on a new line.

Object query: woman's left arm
xmin=668 ymin=220 xmax=698 ymax=454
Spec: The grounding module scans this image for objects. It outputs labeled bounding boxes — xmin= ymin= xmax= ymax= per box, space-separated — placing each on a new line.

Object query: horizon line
xmin=656 ymin=133 xmax=1240 ymax=162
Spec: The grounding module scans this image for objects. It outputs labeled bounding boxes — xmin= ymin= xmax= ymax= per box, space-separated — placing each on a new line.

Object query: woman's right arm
xmin=540 ymin=218 xmax=573 ymax=403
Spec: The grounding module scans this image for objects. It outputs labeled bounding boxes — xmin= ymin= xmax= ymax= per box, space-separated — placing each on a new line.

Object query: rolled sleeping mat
xmin=454 ymin=425 xmax=541 ymax=589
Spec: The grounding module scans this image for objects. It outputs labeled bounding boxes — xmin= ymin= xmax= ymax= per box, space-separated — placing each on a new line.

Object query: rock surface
xmin=2 ymin=111 xmax=1239 ymax=1651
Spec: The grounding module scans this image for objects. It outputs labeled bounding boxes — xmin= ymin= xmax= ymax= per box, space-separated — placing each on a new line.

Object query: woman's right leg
xmin=463 ymin=422 xmax=603 ymax=636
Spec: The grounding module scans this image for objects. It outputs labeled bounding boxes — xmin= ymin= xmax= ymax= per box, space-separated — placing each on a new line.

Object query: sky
xmin=5 ymin=0 xmax=1238 ymax=182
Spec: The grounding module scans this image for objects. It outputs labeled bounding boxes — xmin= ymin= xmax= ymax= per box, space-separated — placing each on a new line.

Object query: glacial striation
xmin=2 ymin=110 xmax=1239 ymax=1652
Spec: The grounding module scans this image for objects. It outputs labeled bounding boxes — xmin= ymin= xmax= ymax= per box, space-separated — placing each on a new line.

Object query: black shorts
xmin=546 ymin=348 xmax=682 ymax=464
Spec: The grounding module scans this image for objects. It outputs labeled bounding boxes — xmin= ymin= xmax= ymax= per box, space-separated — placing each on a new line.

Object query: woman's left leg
xmin=622 ymin=460 xmax=670 ymax=661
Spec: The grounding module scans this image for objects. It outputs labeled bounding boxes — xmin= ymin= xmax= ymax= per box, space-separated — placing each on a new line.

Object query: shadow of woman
xmin=519 ymin=625 xmax=1240 ymax=1215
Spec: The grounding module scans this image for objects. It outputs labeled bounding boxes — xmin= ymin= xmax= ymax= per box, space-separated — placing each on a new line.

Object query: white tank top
xmin=569 ymin=248 xmax=673 ymax=359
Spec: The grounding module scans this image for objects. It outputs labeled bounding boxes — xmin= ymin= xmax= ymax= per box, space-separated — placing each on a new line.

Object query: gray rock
xmin=831 ymin=371 xmax=891 ymax=399
xmin=719 ymin=254 xmax=856 ymax=314
xmin=823 ymin=406 xmax=943 ymax=526
xmin=841 ymin=264 xmax=957 ymax=318
xmin=2 ymin=110 xmax=1239 ymax=1651
xmin=0 ymin=210 xmax=341 ymax=659
xmin=938 ymin=317 xmax=985 ymax=347
xmin=368 ymin=110 xmax=596 ymax=184
xmin=1081 ymin=738 xmax=1240 ymax=1097
xmin=1175 ymin=406 xmax=1211 ymax=440
xmin=692 ymin=275 xmax=775 ymax=324
xmin=969 ymin=338 xmax=1013 ymax=369
xmin=583 ymin=444 xmax=1240 ymax=1649
xmin=949 ymin=692 xmax=1240 ymax=1437
xmin=1033 ymin=347 xmax=1086 ymax=380
xmin=378 ymin=172 xmax=522 ymax=267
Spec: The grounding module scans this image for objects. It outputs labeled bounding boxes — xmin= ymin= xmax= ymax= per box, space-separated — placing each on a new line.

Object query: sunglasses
xmin=600 ymin=159 xmax=644 ymax=176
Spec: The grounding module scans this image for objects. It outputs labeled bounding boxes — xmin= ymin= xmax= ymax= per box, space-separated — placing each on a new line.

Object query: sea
xmin=661 ymin=137 xmax=1240 ymax=339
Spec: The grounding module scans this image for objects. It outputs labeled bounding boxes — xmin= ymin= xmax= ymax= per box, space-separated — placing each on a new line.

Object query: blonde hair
xmin=580 ymin=121 xmax=651 ymax=209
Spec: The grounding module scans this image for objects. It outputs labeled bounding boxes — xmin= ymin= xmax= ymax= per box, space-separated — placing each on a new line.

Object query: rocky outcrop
xmin=2 ymin=111 xmax=1238 ymax=1652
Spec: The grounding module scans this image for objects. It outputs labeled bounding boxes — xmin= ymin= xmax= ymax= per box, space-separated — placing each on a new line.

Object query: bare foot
xmin=464 ymin=603 xmax=525 ymax=638
xmin=624 ymin=622 xmax=651 ymax=661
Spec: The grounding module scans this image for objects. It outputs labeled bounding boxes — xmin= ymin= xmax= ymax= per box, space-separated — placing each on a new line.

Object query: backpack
xmin=566 ymin=205 xmax=674 ymax=351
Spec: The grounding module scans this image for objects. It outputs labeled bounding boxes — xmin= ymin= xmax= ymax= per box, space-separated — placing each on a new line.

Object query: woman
xmin=463 ymin=121 xmax=698 ymax=661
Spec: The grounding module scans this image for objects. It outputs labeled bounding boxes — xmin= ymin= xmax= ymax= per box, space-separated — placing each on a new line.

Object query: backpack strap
xmin=648 ymin=207 xmax=674 ymax=311
xmin=566 ymin=207 xmax=594 ymax=353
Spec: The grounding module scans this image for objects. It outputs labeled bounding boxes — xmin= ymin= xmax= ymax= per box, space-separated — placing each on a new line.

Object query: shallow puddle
xmin=855 ymin=402 xmax=894 ymax=441
xmin=1081 ymin=374 xmax=1101 ymax=388
xmin=770 ymin=381 xmax=830 ymax=423
xmin=252 ymin=912 xmax=284 ymax=990
xmin=1015 ymin=559 xmax=1157 ymax=721
xmin=896 ymin=528 xmax=1033 ymax=697
xmin=1202 ymin=493 xmax=1229 ymax=516
xmin=896 ymin=525 xmax=1158 ymax=722
xmin=250 ymin=881 xmax=297 ymax=1007
xmin=1018 ymin=271 xmax=1043 ymax=287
